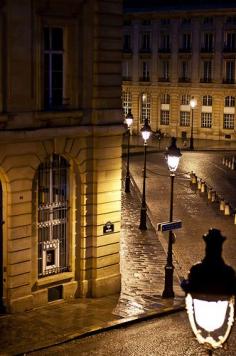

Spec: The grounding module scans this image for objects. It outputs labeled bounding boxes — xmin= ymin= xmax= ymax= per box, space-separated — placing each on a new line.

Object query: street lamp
xmin=162 ymin=137 xmax=182 ymax=298
xmin=190 ymin=96 xmax=197 ymax=150
xmin=181 ymin=229 xmax=236 ymax=355
xmin=139 ymin=119 xmax=152 ymax=230
xmin=124 ymin=109 xmax=133 ymax=193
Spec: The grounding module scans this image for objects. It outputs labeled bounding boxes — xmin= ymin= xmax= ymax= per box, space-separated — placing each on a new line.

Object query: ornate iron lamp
xmin=162 ymin=137 xmax=182 ymax=298
xmin=139 ymin=119 xmax=152 ymax=230
xmin=189 ymin=96 xmax=197 ymax=150
xmin=124 ymin=109 xmax=133 ymax=193
xmin=181 ymin=228 xmax=236 ymax=355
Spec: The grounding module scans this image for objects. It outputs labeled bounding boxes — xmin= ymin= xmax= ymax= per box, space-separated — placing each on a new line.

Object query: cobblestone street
xmin=114 ymin=185 xmax=184 ymax=318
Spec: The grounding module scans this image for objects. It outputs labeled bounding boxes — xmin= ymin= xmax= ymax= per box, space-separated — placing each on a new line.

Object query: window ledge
xmin=36 ymin=271 xmax=74 ymax=288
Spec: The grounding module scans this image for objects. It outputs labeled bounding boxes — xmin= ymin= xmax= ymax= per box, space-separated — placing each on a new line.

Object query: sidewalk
xmin=0 ymin=182 xmax=185 ymax=355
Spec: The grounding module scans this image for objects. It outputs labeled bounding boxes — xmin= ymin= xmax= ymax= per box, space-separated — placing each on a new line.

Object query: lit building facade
xmin=122 ymin=2 xmax=236 ymax=141
xmin=0 ymin=0 xmax=123 ymax=313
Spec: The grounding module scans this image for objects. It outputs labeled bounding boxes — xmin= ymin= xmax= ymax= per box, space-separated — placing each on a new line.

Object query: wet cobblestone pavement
xmin=113 ymin=186 xmax=184 ymax=318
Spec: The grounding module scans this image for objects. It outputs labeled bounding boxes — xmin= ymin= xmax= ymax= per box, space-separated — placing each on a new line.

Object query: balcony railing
xmin=223 ymin=46 xmax=236 ymax=53
xmin=178 ymin=47 xmax=192 ymax=53
xmin=158 ymin=47 xmax=171 ymax=53
xmin=139 ymin=77 xmax=150 ymax=82
xmin=223 ymin=78 xmax=235 ymax=84
xmin=178 ymin=77 xmax=191 ymax=83
xmin=158 ymin=77 xmax=170 ymax=82
xmin=200 ymin=78 xmax=212 ymax=83
xmin=200 ymin=47 xmax=214 ymax=53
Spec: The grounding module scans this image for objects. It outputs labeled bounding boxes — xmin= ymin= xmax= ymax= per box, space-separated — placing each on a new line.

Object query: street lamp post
xmin=124 ymin=109 xmax=133 ymax=193
xmin=189 ymin=97 xmax=197 ymax=150
xmin=139 ymin=119 xmax=152 ymax=230
xmin=162 ymin=137 xmax=182 ymax=298
xmin=181 ymin=229 xmax=236 ymax=355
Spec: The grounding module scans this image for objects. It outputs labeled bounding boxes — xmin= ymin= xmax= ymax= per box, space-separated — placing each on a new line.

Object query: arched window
xmin=202 ymin=95 xmax=212 ymax=106
xmin=140 ymin=93 xmax=151 ymax=123
xmin=37 ymin=154 xmax=69 ymax=278
xmin=161 ymin=93 xmax=170 ymax=104
xmin=181 ymin=94 xmax=190 ymax=105
xmin=122 ymin=91 xmax=132 ymax=116
xmin=225 ymin=96 xmax=235 ymax=107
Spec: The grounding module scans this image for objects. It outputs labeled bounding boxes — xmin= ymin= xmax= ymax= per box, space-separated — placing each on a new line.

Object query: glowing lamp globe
xmin=181 ymin=229 xmax=236 ymax=352
xmin=190 ymin=97 xmax=197 ymax=109
xmin=165 ymin=137 xmax=182 ymax=172
xmin=140 ymin=119 xmax=152 ymax=143
xmin=125 ymin=109 xmax=133 ymax=128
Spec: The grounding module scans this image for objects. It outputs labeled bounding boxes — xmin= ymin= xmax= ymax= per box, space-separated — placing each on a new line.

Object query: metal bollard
xmin=201 ymin=181 xmax=206 ymax=193
xmin=207 ymin=188 xmax=212 ymax=200
xmin=234 ymin=213 xmax=236 ymax=225
xmin=211 ymin=191 xmax=216 ymax=202
xmin=220 ymin=198 xmax=225 ymax=211
xmin=191 ymin=174 xmax=197 ymax=184
xmin=224 ymin=202 xmax=230 ymax=215
xmin=197 ymin=179 xmax=202 ymax=190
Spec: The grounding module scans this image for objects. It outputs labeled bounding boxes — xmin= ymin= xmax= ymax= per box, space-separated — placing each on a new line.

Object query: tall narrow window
xmin=180 ymin=60 xmax=189 ymax=81
xmin=202 ymin=33 xmax=214 ymax=51
xmin=225 ymin=96 xmax=235 ymax=107
xmin=160 ymin=60 xmax=169 ymax=81
xmin=123 ymin=34 xmax=132 ymax=52
xmin=160 ymin=33 xmax=170 ymax=51
xmin=223 ymin=114 xmax=234 ymax=129
xmin=161 ymin=93 xmax=170 ymax=104
xmin=122 ymin=91 xmax=132 ymax=115
xmin=202 ymin=95 xmax=212 ymax=106
xmin=181 ymin=33 xmax=191 ymax=50
xmin=37 ymin=154 xmax=69 ymax=278
xmin=141 ymin=93 xmax=151 ymax=123
xmin=181 ymin=95 xmax=190 ymax=105
xmin=160 ymin=110 xmax=169 ymax=125
xmin=224 ymin=32 xmax=236 ymax=51
xmin=202 ymin=60 xmax=212 ymax=82
xmin=142 ymin=61 xmax=150 ymax=81
xmin=140 ymin=31 xmax=151 ymax=52
xmin=201 ymin=113 xmax=212 ymax=128
xmin=180 ymin=111 xmax=190 ymax=126
xmin=224 ymin=60 xmax=235 ymax=83
xmin=44 ymin=27 xmax=64 ymax=110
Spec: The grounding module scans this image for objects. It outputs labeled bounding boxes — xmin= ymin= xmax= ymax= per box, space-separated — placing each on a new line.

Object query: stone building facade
xmin=122 ymin=2 xmax=236 ymax=141
xmin=0 ymin=0 xmax=123 ymax=313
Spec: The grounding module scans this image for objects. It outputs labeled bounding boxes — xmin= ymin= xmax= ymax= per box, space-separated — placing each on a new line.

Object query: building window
xmin=225 ymin=96 xmax=235 ymax=107
xmin=181 ymin=94 xmax=190 ymax=105
xmin=181 ymin=33 xmax=191 ymax=51
xmin=159 ymin=60 xmax=169 ymax=81
xmin=202 ymin=95 xmax=212 ymax=106
xmin=203 ymin=17 xmax=213 ymax=25
xmin=160 ymin=110 xmax=169 ymax=125
xmin=37 ymin=154 xmax=69 ymax=278
xmin=44 ymin=27 xmax=65 ymax=110
xmin=142 ymin=19 xmax=151 ymax=26
xmin=140 ymin=61 xmax=150 ymax=81
xmin=122 ymin=91 xmax=132 ymax=115
xmin=180 ymin=111 xmax=190 ymax=126
xmin=160 ymin=33 xmax=170 ymax=51
xmin=226 ymin=16 xmax=236 ymax=25
xmin=141 ymin=93 xmax=151 ymax=123
xmin=223 ymin=114 xmax=234 ymax=129
xmin=161 ymin=18 xmax=170 ymax=26
xmin=182 ymin=18 xmax=191 ymax=25
xmin=122 ymin=60 xmax=131 ymax=81
xmin=224 ymin=60 xmax=235 ymax=83
xmin=140 ymin=31 xmax=151 ymax=52
xmin=161 ymin=93 xmax=170 ymax=104
xmin=224 ymin=32 xmax=236 ymax=51
xmin=201 ymin=60 xmax=212 ymax=82
xmin=201 ymin=113 xmax=212 ymax=128
xmin=202 ymin=32 xmax=214 ymax=51
xmin=179 ymin=60 xmax=190 ymax=81
xmin=123 ymin=34 xmax=132 ymax=52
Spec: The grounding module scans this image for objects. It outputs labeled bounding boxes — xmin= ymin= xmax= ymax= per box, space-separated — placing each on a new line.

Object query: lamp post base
xmin=139 ymin=207 xmax=147 ymax=230
xmin=125 ymin=175 xmax=130 ymax=193
xmin=189 ymin=137 xmax=194 ymax=150
xmin=162 ymin=265 xmax=175 ymax=298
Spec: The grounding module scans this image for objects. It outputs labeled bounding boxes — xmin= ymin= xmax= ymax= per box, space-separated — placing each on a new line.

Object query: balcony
xmin=158 ymin=47 xmax=171 ymax=53
xmin=178 ymin=77 xmax=191 ymax=83
xmin=223 ymin=78 xmax=235 ymax=84
xmin=158 ymin=77 xmax=170 ymax=82
xmin=179 ymin=47 xmax=192 ymax=53
xmin=200 ymin=78 xmax=212 ymax=83
xmin=139 ymin=77 xmax=150 ymax=82
xmin=223 ymin=46 xmax=236 ymax=53
xmin=122 ymin=76 xmax=132 ymax=81
xmin=139 ymin=47 xmax=152 ymax=54
xmin=200 ymin=47 xmax=214 ymax=53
